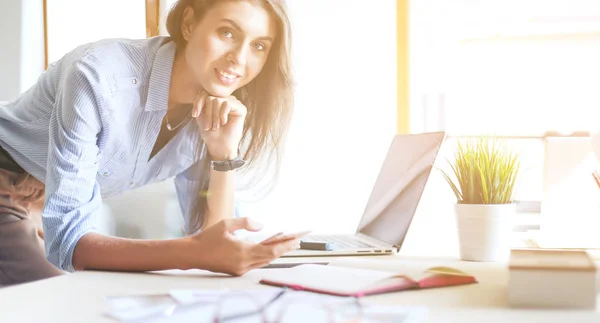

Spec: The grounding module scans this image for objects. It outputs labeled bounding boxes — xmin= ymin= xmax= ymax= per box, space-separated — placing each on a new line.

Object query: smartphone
xmin=259 ymin=230 xmax=311 ymax=245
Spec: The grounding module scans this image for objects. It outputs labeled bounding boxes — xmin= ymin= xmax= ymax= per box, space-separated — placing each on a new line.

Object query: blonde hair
xmin=166 ymin=0 xmax=294 ymax=233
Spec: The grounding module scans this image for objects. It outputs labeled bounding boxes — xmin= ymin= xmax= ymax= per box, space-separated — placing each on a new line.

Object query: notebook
xmin=508 ymin=249 xmax=597 ymax=309
xmin=259 ymin=259 xmax=477 ymax=297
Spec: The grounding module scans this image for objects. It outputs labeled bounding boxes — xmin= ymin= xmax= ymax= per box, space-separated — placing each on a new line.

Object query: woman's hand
xmin=192 ymin=90 xmax=247 ymax=160
xmin=184 ymin=217 xmax=301 ymax=276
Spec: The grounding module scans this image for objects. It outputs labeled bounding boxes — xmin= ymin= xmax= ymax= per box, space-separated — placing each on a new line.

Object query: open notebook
xmin=259 ymin=259 xmax=477 ymax=297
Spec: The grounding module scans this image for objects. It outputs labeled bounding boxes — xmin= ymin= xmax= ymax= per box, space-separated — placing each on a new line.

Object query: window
xmin=46 ymin=0 xmax=146 ymax=63
xmin=0 ymin=1 xmax=44 ymax=101
xmin=410 ymin=0 xmax=600 ymax=201
xmin=403 ymin=0 xmax=600 ymax=255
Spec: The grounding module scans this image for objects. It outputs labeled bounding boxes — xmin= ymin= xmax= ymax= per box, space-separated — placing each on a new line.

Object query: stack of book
xmin=508 ymin=249 xmax=598 ymax=309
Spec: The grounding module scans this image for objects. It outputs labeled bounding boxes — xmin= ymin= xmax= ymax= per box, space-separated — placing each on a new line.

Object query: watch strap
xmin=210 ymin=155 xmax=245 ymax=171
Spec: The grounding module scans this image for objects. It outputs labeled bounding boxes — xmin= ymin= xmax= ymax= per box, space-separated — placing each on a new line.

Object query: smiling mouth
xmin=218 ymin=68 xmax=240 ymax=79
xmin=214 ymin=68 xmax=241 ymax=86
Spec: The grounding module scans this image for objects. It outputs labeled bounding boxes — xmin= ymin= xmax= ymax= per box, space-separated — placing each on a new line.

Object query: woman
xmin=0 ymin=0 xmax=298 ymax=286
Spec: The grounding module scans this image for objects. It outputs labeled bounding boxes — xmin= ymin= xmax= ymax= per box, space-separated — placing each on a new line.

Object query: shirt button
xmin=131 ymin=78 xmax=137 ymax=84
xmin=102 ymin=172 xmax=110 ymax=177
xmin=129 ymin=182 xmax=135 ymax=188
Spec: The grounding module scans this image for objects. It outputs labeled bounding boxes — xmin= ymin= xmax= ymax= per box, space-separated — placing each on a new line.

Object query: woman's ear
xmin=181 ymin=6 xmax=196 ymax=41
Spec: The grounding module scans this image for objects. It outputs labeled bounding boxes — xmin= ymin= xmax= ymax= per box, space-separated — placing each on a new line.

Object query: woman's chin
xmin=204 ymin=83 xmax=236 ymax=98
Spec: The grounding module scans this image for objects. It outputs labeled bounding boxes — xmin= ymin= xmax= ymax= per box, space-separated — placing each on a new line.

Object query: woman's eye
xmin=252 ymin=42 xmax=266 ymax=51
xmin=220 ymin=29 xmax=234 ymax=39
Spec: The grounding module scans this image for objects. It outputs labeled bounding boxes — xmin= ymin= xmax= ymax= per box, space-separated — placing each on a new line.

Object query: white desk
xmin=1 ymin=255 xmax=599 ymax=323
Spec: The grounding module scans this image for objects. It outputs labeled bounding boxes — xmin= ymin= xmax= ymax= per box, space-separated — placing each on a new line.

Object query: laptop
xmin=283 ymin=131 xmax=446 ymax=257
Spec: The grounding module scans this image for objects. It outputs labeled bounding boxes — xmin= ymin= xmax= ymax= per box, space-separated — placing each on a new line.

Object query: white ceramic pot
xmin=455 ymin=203 xmax=515 ymax=262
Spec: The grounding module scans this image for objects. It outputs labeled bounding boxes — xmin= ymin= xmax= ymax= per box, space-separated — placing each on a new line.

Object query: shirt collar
xmin=145 ymin=39 xmax=176 ymax=112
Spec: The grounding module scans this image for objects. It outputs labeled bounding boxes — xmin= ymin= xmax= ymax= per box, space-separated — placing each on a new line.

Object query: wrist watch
xmin=210 ymin=155 xmax=245 ymax=172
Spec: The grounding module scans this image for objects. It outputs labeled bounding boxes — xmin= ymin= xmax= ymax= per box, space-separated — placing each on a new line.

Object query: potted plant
xmin=440 ymin=137 xmax=521 ymax=262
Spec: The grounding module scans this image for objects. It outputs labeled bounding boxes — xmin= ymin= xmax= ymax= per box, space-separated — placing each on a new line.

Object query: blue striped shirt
xmin=0 ymin=36 xmax=226 ymax=272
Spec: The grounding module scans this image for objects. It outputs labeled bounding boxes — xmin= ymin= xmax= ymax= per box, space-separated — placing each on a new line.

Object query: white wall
xmin=234 ymin=0 xmax=398 ymax=234
xmin=160 ymin=0 xmax=398 ymax=236
xmin=0 ymin=0 xmax=44 ymax=101
xmin=0 ymin=1 xmax=23 ymax=101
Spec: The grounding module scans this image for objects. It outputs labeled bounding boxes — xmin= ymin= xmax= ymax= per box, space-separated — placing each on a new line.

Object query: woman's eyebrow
xmin=255 ymin=35 xmax=273 ymax=42
xmin=220 ymin=18 xmax=242 ymax=31
xmin=220 ymin=18 xmax=273 ymax=42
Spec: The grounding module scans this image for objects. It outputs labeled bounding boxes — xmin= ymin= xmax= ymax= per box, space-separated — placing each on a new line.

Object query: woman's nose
xmin=227 ymin=45 xmax=247 ymax=67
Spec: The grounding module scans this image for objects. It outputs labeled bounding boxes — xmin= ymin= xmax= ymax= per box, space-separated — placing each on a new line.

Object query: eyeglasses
xmin=212 ymin=288 xmax=286 ymax=322
xmin=105 ymin=287 xmax=418 ymax=322
xmin=271 ymin=293 xmax=364 ymax=323
xmin=211 ymin=288 xmax=408 ymax=323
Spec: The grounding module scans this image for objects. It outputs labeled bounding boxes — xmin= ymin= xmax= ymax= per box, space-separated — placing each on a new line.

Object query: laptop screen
xmin=356 ymin=132 xmax=446 ymax=247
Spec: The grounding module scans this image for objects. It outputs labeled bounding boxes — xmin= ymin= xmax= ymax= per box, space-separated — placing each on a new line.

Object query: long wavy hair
xmin=166 ymin=0 xmax=294 ymax=233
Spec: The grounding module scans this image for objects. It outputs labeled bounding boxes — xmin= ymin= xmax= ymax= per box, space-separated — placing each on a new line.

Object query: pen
xmin=300 ymin=241 xmax=334 ymax=251
xmin=593 ymin=171 xmax=600 ymax=189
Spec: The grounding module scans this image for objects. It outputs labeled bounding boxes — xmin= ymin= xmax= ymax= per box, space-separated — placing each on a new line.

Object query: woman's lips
xmin=214 ymin=68 xmax=240 ymax=86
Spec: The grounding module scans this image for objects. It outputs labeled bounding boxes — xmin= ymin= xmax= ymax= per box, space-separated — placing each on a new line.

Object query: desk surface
xmin=1 ymin=255 xmax=599 ymax=323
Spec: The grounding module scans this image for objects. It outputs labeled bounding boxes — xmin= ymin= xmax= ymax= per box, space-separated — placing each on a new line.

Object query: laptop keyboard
xmin=303 ymin=235 xmax=375 ymax=249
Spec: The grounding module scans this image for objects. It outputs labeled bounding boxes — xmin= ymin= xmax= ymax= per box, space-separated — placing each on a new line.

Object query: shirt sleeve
xmin=174 ymin=161 xmax=243 ymax=235
xmin=43 ymin=59 xmax=104 ymax=272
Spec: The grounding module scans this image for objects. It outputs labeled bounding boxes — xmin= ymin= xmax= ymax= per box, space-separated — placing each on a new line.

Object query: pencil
xmin=592 ymin=171 xmax=600 ymax=189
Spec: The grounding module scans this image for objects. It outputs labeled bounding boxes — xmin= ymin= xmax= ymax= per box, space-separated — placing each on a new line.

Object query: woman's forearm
xmin=203 ymin=168 xmax=236 ymax=229
xmin=72 ymin=233 xmax=193 ymax=271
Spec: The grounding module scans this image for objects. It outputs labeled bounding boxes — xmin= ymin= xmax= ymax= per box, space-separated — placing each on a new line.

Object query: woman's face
xmin=183 ymin=1 xmax=277 ymax=97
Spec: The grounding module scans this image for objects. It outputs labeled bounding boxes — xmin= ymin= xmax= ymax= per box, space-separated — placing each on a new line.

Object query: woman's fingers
xmin=223 ymin=239 xmax=300 ymax=275
xmin=192 ymin=90 xmax=209 ymax=118
xmin=220 ymin=100 xmax=231 ymax=126
xmin=203 ymin=97 xmax=213 ymax=131
xmin=197 ymin=95 xmax=243 ymax=131
xmin=212 ymin=98 xmax=220 ymax=130
xmin=254 ymin=238 xmax=301 ymax=262
xmin=226 ymin=97 xmax=246 ymax=117
xmin=206 ymin=97 xmax=233 ymax=130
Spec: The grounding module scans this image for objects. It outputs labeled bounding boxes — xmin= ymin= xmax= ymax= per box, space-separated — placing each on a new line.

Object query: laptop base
xmin=282 ymin=248 xmax=397 ymax=257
